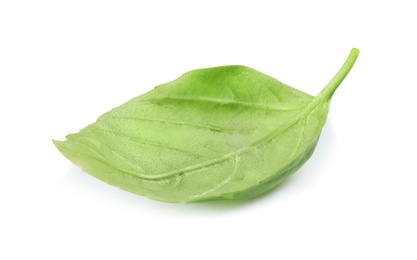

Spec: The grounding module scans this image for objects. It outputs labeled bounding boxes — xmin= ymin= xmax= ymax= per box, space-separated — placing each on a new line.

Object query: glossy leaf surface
xmin=54 ymin=48 xmax=359 ymax=202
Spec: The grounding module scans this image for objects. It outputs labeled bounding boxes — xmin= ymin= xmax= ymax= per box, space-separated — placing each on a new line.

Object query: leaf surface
xmin=54 ymin=48 xmax=359 ymax=202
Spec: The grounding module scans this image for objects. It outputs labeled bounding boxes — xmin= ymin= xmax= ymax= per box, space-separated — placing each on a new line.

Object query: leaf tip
xmin=52 ymin=139 xmax=62 ymax=148
xmin=52 ymin=139 xmax=75 ymax=160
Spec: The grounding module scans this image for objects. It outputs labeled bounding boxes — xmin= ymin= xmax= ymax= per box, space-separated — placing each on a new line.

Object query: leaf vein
xmin=100 ymin=116 xmax=255 ymax=134
xmin=143 ymin=96 xmax=305 ymax=112
xmin=92 ymin=128 xmax=206 ymax=159
xmin=135 ymin=96 xmax=326 ymax=180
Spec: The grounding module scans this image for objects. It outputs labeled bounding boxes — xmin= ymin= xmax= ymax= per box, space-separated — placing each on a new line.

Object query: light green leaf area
xmin=54 ymin=48 xmax=359 ymax=202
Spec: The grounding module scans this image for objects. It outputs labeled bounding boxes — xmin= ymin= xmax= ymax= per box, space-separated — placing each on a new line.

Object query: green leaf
xmin=53 ymin=48 xmax=359 ymax=202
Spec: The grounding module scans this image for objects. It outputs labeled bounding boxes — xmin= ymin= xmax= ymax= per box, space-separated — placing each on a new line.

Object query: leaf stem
xmin=318 ymin=48 xmax=360 ymax=100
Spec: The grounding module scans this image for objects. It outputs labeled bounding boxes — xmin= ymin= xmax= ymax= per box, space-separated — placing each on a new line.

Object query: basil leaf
xmin=54 ymin=48 xmax=359 ymax=202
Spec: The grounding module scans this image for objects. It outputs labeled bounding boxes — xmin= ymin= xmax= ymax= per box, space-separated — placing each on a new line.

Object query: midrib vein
xmin=143 ymin=96 xmax=307 ymax=112
xmin=63 ymin=94 xmax=324 ymax=183
xmin=133 ymin=95 xmax=326 ymax=180
xmin=100 ymin=116 xmax=255 ymax=133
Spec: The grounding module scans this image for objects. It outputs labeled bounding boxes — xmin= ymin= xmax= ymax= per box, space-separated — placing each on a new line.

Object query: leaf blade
xmin=54 ymin=49 xmax=359 ymax=202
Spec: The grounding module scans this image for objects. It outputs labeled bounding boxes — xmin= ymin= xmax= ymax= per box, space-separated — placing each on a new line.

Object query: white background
xmin=1 ymin=1 xmax=416 ymax=259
